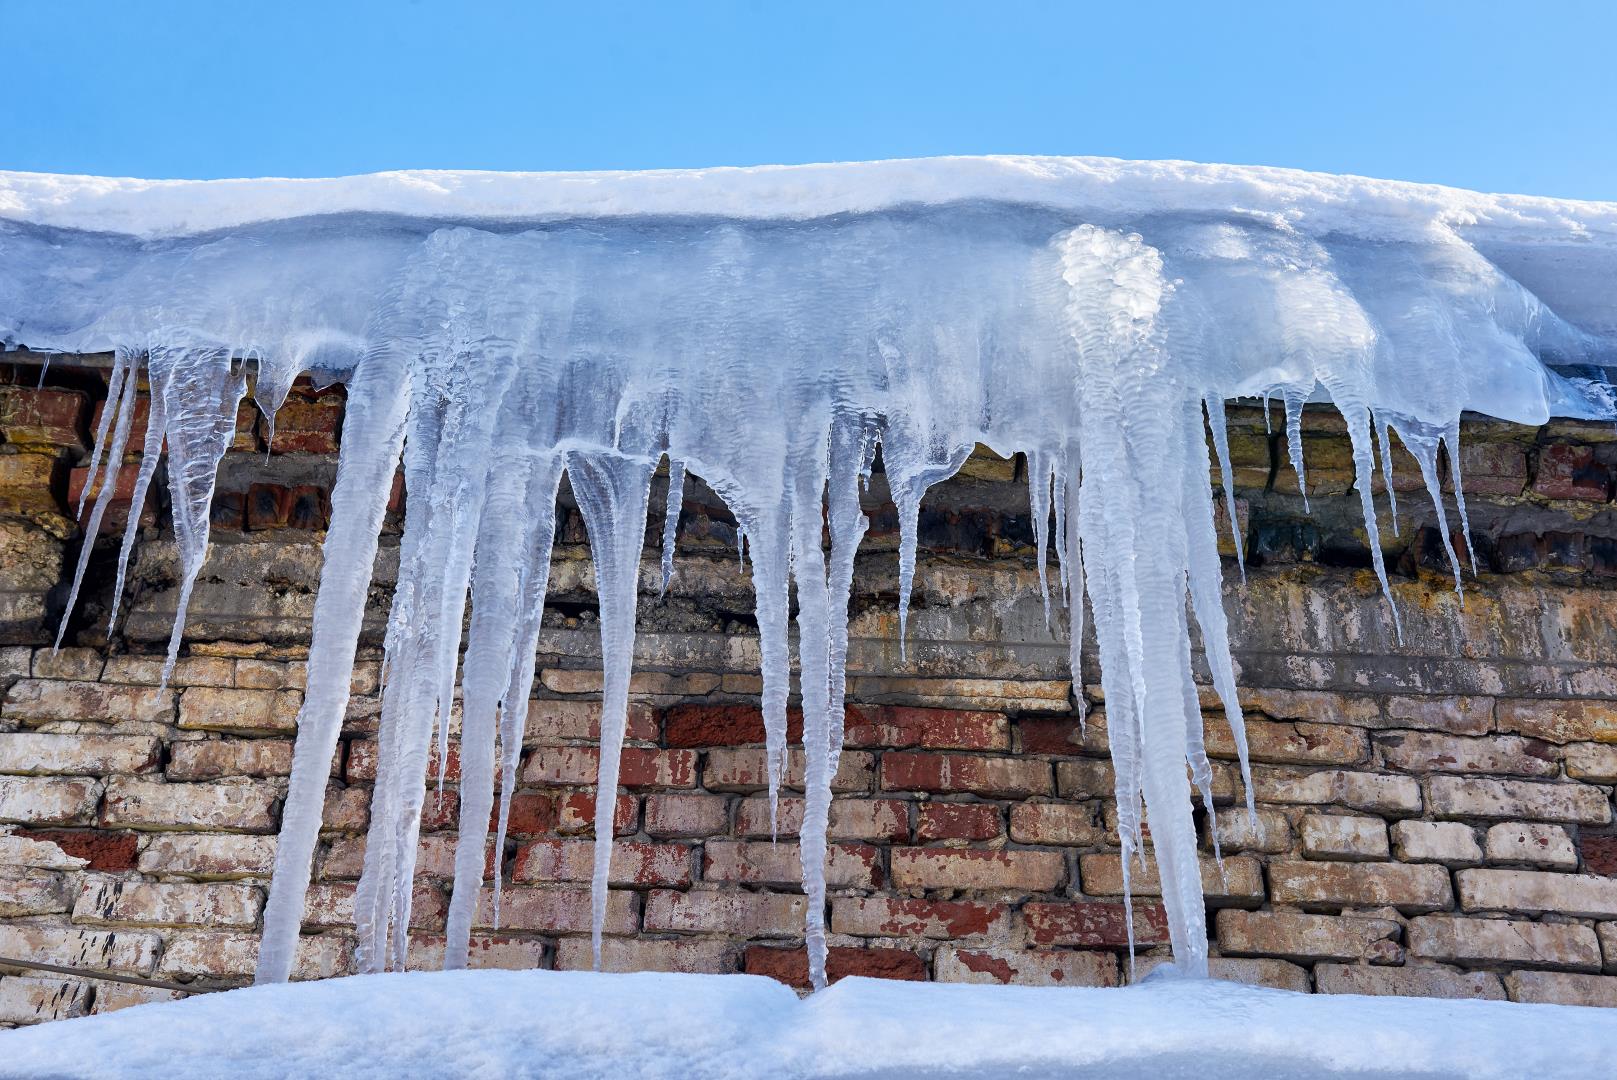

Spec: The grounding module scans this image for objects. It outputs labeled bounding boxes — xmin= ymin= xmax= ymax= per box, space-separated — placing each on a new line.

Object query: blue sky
xmin=3 ymin=1 xmax=1615 ymax=199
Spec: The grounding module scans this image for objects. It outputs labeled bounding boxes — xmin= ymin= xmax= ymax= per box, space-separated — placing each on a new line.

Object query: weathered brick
xmin=31 ymin=648 xmax=104 ymax=681
xmin=933 ymin=946 xmax=1118 ymax=987
xmin=1268 ymin=860 xmax=1453 ymax=912
xmin=102 ymin=655 xmax=236 ymax=688
xmin=529 ymin=699 xmax=658 ymax=743
xmin=703 ymin=747 xmax=873 ymax=794
xmin=702 ymin=840 xmax=881 ymax=889
xmin=0 ymin=975 xmax=90 ymax=1024
xmin=307 ymin=881 xmax=447 ymax=931
xmin=643 ymin=793 xmax=728 ymax=838
xmin=831 ymin=896 xmax=1010 ymax=940
xmin=320 ymin=833 xmax=460 ymax=880
xmin=0 ymin=830 xmax=86 ymax=869
xmin=732 ymin=796 xmax=908 ymax=842
xmin=267 ymin=394 xmax=342 ymax=454
xmin=345 ymin=739 xmax=459 ymax=784
xmin=101 ymin=778 xmax=279 ymax=832
xmin=1495 ymin=698 xmax=1617 ymax=745
xmin=1078 ymin=854 xmax=1263 ymax=904
xmin=1216 ymin=909 xmax=1402 ymax=964
xmin=1390 ymin=820 xmax=1482 ymax=866
xmin=0 ymin=923 xmax=159 ymax=976
xmin=1021 ymin=716 xmax=1107 ymax=756
xmin=890 ymin=847 xmax=1065 ymax=892
xmin=1053 ymin=758 xmax=1114 ymax=799
xmin=844 ymin=705 xmax=1008 ymax=751
xmin=2 ymin=679 xmax=174 ymax=725
xmin=1532 ymin=443 xmax=1611 ymax=501
xmin=554 ymin=791 xmax=638 ymax=836
xmin=0 ymin=732 xmax=160 ymax=777
xmin=1241 ymin=688 xmax=1382 ymax=726
xmin=1207 ymin=807 xmax=1292 ymax=854
xmin=1565 ymin=742 xmax=1617 ymax=782
xmin=1409 ymin=915 xmax=1601 ymax=971
xmin=1457 ymin=868 xmax=1617 ymax=918
xmin=880 ymin=752 xmax=1051 ymax=798
xmin=1299 ymin=814 xmax=1389 ymax=861
xmin=167 ymin=739 xmax=296 ymax=780
xmin=1484 ymin=822 xmax=1579 ymax=869
xmin=321 ymin=784 xmax=370 ymax=832
xmin=0 ymin=776 xmax=101 ymax=825
xmin=513 ymin=839 xmax=691 ymax=887
xmin=1504 ymin=970 xmax=1617 ymax=1006
xmin=0 ymin=867 xmax=70 ymax=916
xmin=1384 ymin=695 xmax=1495 ymax=736
xmin=1008 ymin=802 xmax=1105 ymax=846
xmin=158 ymin=930 xmax=349 ymax=980
xmin=91 ymin=983 xmax=187 ymax=1013
xmin=1252 ymin=768 xmax=1421 ymax=815
xmin=72 ymin=879 xmax=262 ymax=928
xmin=917 ymin=801 xmax=1002 ymax=842
xmin=539 ymin=668 xmax=720 ymax=698
xmin=521 ymin=746 xmax=695 ymax=789
xmin=178 ymin=686 xmax=300 ymax=734
xmin=642 ymin=888 xmax=805 ymax=936
xmin=555 ymin=936 xmax=731 ymax=974
xmin=1428 ymin=776 xmax=1610 ymax=825
xmin=1022 ymin=901 xmax=1169 ymax=947
xmin=0 ymin=386 xmax=86 ymax=448
xmin=137 ymin=833 xmax=278 ymax=878
xmin=1377 ymin=731 xmax=1558 ymax=778
xmin=1315 ymin=963 xmax=1505 ymax=1000
xmin=1206 ymin=717 xmax=1367 ymax=766
xmin=743 ymin=944 xmax=924 ymax=988
xmin=404 ymin=933 xmax=549 ymax=971
xmin=24 ymin=829 xmax=137 ymax=871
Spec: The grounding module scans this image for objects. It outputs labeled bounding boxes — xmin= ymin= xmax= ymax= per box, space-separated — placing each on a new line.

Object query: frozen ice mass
xmin=2 ymin=156 xmax=1614 ymax=990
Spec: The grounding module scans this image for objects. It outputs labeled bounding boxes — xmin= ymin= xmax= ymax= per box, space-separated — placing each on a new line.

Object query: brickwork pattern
xmin=2 ymin=358 xmax=1616 ymax=1025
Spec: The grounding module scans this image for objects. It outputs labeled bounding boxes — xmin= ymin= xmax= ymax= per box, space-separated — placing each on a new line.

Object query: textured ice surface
xmin=3 ymin=969 xmax=1614 ymax=1080
xmin=3 ymin=157 xmax=1614 ymax=989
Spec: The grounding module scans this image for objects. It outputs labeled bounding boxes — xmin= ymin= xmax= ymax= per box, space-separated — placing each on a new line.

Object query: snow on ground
xmin=1 ymin=969 xmax=1612 ymax=1079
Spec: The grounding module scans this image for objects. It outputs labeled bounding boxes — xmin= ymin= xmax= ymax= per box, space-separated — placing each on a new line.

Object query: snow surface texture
xmin=3 ymin=969 xmax=1615 ymax=1080
xmin=3 ymin=157 xmax=1615 ymax=991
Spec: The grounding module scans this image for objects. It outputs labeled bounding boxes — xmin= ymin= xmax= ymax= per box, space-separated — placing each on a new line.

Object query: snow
xmin=3 ymin=155 xmax=1614 ymax=990
xmin=3 ymin=968 xmax=1613 ymax=1079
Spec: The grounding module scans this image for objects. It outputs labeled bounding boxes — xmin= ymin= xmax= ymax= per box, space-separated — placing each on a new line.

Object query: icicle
xmin=1342 ymin=405 xmax=1404 ymax=643
xmin=106 ymin=364 xmax=167 ymax=637
xmin=1443 ymin=419 xmax=1479 ymax=573
xmin=490 ymin=456 xmax=564 ymax=930
xmin=659 ymin=457 xmax=685 ymax=596
xmin=1203 ymin=397 xmax=1246 ymax=576
xmin=1403 ymin=423 xmax=1466 ymax=596
xmin=150 ymin=347 xmax=250 ymax=687
xmin=258 ymin=347 xmax=410 ymax=984
xmin=1027 ymin=449 xmax=1055 ymax=630
xmin=825 ymin=413 xmax=872 ymax=759
xmin=75 ymin=347 xmax=132 ymax=519
xmin=1282 ymin=388 xmax=1310 ymax=513
xmin=746 ymin=518 xmax=792 ymax=838
xmin=566 ymin=452 xmax=655 ymax=969
xmin=56 ymin=349 xmax=140 ymax=648
xmin=1375 ymin=411 xmax=1400 ymax=534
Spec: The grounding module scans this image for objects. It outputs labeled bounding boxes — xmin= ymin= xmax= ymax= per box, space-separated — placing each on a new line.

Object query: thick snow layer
xmin=4 ymin=155 xmax=1614 ymax=990
xmin=2 ymin=969 xmax=1612 ymax=1080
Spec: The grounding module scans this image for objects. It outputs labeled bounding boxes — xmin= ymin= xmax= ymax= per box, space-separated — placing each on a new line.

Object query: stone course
xmin=2 ymin=358 xmax=1617 ymax=1021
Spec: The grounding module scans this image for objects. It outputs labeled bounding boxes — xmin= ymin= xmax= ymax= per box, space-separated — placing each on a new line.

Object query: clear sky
xmin=3 ymin=1 xmax=1615 ymax=200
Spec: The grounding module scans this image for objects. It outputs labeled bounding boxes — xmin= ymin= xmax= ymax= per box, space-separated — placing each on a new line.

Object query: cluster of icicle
xmin=12 ymin=198 xmax=1607 ymax=993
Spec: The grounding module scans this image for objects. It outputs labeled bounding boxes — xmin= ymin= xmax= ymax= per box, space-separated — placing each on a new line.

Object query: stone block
xmin=1409 ymin=915 xmax=1601 ymax=971
xmin=1299 ymin=814 xmax=1390 ymax=861
xmin=1268 ymin=859 xmax=1453 ymax=912
xmin=1216 ymin=909 xmax=1402 ymax=964
xmin=1390 ymin=820 xmax=1482 ymax=866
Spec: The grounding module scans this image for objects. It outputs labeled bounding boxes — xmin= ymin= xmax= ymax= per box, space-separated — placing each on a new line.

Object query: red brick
xmin=703 ymin=748 xmax=874 ymax=794
xmin=663 ymin=703 xmax=799 ymax=748
xmin=1019 ymin=716 xmax=1106 ymax=755
xmin=494 ymin=792 xmax=558 ymax=836
xmin=916 ymin=802 xmax=1002 ymax=842
xmin=1022 ymin=901 xmax=1170 ymax=946
xmin=1532 ymin=444 xmax=1610 ymax=501
xmin=843 ymin=706 xmax=1008 ymax=750
xmin=67 ymin=462 xmax=143 ymax=528
xmin=555 ymin=792 xmax=638 ymax=836
xmin=743 ymin=945 xmax=924 ymax=988
xmin=889 ymin=848 xmax=1065 ymax=891
xmin=474 ymin=885 xmax=638 ymax=934
xmin=267 ymin=395 xmax=342 ymax=454
xmin=521 ymin=746 xmax=695 ymax=789
xmin=934 ymin=946 xmax=1118 ymax=986
xmin=1584 ymin=834 xmax=1617 ymax=876
xmin=881 ymin=753 xmax=1050 ymax=798
xmin=830 ymin=897 xmax=1009 ymax=940
xmin=514 ymin=838 xmax=690 ymax=887
xmin=22 ymin=829 xmax=138 ymax=872
xmin=0 ymin=386 xmax=86 ymax=448
xmin=90 ymin=394 xmax=150 ymax=447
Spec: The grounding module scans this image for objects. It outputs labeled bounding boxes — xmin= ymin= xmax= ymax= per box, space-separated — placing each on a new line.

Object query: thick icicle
xmin=566 ymin=452 xmax=655 ymax=969
xmin=659 ymin=458 xmax=685 ymax=596
xmin=258 ymin=348 xmax=410 ymax=984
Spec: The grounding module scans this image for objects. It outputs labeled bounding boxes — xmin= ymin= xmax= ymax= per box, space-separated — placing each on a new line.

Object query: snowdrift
xmin=2 ymin=969 xmax=1614 ymax=1079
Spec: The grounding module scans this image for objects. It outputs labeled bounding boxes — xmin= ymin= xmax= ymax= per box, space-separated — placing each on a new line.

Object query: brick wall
xmin=2 ymin=355 xmax=1616 ymax=1025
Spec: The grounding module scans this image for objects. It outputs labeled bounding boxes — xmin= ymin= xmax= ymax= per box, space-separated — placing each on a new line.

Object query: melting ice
xmin=2 ymin=157 xmax=1614 ymax=991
